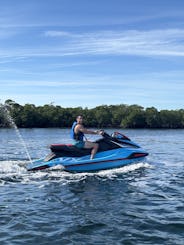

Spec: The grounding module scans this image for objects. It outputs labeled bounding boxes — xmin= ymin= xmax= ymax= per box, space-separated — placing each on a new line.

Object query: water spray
xmin=0 ymin=102 xmax=32 ymax=164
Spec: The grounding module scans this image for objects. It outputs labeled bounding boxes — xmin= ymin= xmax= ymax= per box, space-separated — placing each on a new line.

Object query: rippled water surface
xmin=0 ymin=128 xmax=184 ymax=244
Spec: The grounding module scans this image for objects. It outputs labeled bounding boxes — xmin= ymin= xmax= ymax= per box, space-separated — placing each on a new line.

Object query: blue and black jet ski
xmin=27 ymin=132 xmax=148 ymax=173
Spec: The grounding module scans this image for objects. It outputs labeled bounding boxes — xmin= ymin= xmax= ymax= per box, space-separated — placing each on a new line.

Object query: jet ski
xmin=27 ymin=132 xmax=148 ymax=173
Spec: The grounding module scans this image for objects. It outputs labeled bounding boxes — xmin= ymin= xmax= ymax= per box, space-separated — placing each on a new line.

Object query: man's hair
xmin=76 ymin=115 xmax=83 ymax=119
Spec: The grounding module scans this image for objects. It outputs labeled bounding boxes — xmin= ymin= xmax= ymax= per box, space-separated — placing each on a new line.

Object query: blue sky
xmin=0 ymin=0 xmax=184 ymax=109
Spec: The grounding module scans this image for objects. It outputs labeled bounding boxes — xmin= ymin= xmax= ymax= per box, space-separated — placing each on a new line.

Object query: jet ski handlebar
xmin=102 ymin=131 xmax=111 ymax=138
xmin=102 ymin=131 xmax=131 ymax=141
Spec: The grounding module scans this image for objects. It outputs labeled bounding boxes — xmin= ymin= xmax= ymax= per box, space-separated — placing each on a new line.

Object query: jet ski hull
xmin=27 ymin=148 xmax=148 ymax=173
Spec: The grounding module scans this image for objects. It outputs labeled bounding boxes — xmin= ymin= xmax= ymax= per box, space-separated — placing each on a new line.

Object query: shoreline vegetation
xmin=0 ymin=99 xmax=184 ymax=129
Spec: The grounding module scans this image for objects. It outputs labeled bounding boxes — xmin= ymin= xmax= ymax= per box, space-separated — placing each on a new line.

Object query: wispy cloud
xmin=44 ymin=31 xmax=73 ymax=37
xmin=1 ymin=69 xmax=183 ymax=109
xmin=1 ymin=29 xmax=184 ymax=59
xmin=67 ymin=29 xmax=184 ymax=57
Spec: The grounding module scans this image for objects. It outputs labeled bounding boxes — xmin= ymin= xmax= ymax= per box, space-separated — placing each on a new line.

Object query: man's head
xmin=76 ymin=115 xmax=83 ymax=124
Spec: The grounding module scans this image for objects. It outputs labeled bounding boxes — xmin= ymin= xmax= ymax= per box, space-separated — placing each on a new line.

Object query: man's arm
xmin=76 ymin=125 xmax=99 ymax=135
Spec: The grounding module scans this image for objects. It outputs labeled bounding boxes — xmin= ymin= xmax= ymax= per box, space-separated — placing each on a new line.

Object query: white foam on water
xmin=0 ymin=160 xmax=26 ymax=174
xmin=96 ymin=162 xmax=152 ymax=178
xmin=0 ymin=159 xmax=152 ymax=186
xmin=47 ymin=161 xmax=152 ymax=183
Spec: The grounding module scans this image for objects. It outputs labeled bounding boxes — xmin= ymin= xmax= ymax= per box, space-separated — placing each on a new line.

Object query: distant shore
xmin=1 ymin=99 xmax=184 ymax=129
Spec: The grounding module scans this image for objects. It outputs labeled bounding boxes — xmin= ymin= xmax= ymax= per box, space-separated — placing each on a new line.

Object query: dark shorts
xmin=74 ymin=140 xmax=85 ymax=148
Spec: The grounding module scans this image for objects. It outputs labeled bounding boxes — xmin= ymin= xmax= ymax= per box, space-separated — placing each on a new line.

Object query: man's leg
xmin=84 ymin=141 xmax=99 ymax=159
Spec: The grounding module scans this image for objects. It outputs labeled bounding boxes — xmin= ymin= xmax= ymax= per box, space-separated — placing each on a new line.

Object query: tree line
xmin=0 ymin=99 xmax=184 ymax=129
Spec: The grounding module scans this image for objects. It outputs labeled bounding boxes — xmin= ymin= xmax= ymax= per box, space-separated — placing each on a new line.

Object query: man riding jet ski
xmin=70 ymin=115 xmax=104 ymax=159
xmin=27 ymin=129 xmax=148 ymax=172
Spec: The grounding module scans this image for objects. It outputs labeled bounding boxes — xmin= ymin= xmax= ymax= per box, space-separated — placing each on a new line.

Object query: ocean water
xmin=0 ymin=128 xmax=183 ymax=245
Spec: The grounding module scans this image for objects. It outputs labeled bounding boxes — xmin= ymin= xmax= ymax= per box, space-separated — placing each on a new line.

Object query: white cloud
xmin=1 ymin=28 xmax=184 ymax=59
xmin=44 ymin=31 xmax=72 ymax=37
